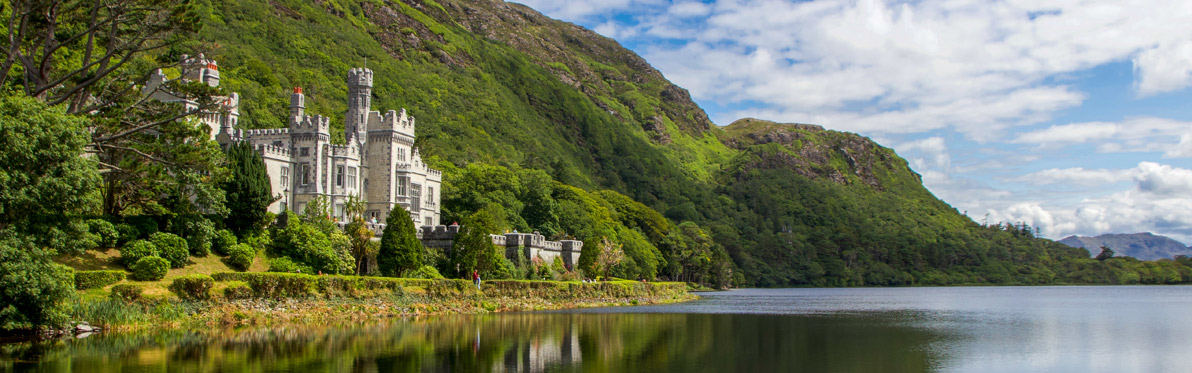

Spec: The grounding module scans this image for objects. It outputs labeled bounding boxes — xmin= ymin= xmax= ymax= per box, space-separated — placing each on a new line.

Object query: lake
xmin=4 ymin=286 xmax=1191 ymax=372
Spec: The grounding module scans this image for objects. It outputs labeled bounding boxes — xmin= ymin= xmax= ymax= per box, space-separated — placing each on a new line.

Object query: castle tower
xmin=346 ymin=68 xmax=373 ymax=145
xmin=181 ymin=54 xmax=220 ymax=87
xmin=290 ymin=87 xmax=305 ymax=121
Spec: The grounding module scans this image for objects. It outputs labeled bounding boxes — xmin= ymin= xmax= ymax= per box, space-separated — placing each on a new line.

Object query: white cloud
xmin=1135 ymin=40 xmax=1192 ymax=96
xmin=1012 ymin=118 xmax=1192 ymax=158
xmin=895 ymin=136 xmax=950 ymax=170
xmin=1134 ymin=162 xmax=1192 ymax=196
xmin=987 ymin=162 xmax=1192 ymax=243
xmin=619 ymin=0 xmax=1192 ymax=138
xmin=1011 ymin=168 xmax=1132 ymax=186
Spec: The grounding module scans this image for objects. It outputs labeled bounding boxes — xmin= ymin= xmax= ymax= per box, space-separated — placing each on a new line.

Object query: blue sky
xmin=514 ymin=0 xmax=1192 ymax=243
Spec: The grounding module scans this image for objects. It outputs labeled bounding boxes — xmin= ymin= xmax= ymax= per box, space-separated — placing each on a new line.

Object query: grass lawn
xmin=57 ymin=248 xmax=269 ymax=297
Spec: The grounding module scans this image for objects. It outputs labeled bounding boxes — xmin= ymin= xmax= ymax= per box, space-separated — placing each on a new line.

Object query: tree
xmin=594 ymin=236 xmax=625 ymax=280
xmin=378 ymin=206 xmax=421 ymax=277
xmin=221 ymin=141 xmax=273 ymax=236
xmin=450 ymin=207 xmax=510 ymax=278
xmin=0 ymin=0 xmax=200 ymax=111
xmin=0 ymin=234 xmax=75 ymax=330
xmin=1096 ymin=246 xmax=1115 ymax=261
xmin=344 ymin=218 xmax=375 ymax=275
xmin=0 ymin=95 xmax=100 ymax=253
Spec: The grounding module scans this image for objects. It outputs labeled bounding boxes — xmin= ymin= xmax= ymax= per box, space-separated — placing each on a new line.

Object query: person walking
xmin=473 ymin=269 xmax=481 ymax=289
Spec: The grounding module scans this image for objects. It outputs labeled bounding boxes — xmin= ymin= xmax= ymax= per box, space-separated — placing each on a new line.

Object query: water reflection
xmin=12 ymin=286 xmax=1187 ymax=372
xmin=2 ymin=311 xmax=944 ymax=372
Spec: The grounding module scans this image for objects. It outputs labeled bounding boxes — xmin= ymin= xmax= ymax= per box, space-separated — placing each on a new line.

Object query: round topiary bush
xmin=225 ymin=243 xmax=255 ymax=271
xmin=86 ymin=219 xmax=119 ymax=249
xmin=212 ymin=229 xmax=237 ymax=256
xmin=168 ymin=274 xmax=214 ymax=300
xmin=130 ymin=256 xmax=169 ymax=281
xmin=150 ymin=232 xmax=189 ymax=268
xmin=119 ymin=240 xmax=158 ymax=268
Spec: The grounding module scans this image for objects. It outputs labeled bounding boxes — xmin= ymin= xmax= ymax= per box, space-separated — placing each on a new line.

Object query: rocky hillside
xmin=193 ymin=0 xmax=1161 ymax=287
xmin=1060 ymin=233 xmax=1192 ymax=260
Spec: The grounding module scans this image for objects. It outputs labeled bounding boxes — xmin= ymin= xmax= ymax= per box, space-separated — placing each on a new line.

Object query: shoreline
xmin=27 ymin=275 xmax=696 ymax=339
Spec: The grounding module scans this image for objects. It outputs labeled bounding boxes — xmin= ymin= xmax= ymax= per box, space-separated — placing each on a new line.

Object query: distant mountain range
xmin=1058 ymin=233 xmax=1192 ymax=260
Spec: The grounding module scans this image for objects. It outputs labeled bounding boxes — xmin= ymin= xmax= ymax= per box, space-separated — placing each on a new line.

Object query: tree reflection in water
xmin=1 ymin=312 xmax=943 ymax=372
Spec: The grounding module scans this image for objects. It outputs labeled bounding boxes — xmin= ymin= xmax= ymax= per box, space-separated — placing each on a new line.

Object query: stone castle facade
xmin=146 ymin=54 xmax=441 ymax=226
xmin=146 ymin=54 xmax=582 ymax=269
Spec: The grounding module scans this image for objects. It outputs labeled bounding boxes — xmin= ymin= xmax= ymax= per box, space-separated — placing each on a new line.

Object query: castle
xmin=145 ymin=54 xmax=582 ymax=269
xmin=145 ymin=54 xmax=442 ymax=226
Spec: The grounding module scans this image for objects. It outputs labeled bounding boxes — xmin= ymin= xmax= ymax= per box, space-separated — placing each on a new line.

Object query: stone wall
xmin=413 ymin=226 xmax=583 ymax=269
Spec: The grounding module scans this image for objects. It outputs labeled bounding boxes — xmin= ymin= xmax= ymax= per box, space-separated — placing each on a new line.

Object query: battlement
xmin=330 ymin=144 xmax=353 ymax=157
xmin=256 ymin=143 xmax=292 ymax=158
xmin=347 ymin=68 xmax=373 ymax=88
xmin=290 ymin=114 xmax=331 ymax=133
xmin=244 ymin=128 xmax=291 ymax=137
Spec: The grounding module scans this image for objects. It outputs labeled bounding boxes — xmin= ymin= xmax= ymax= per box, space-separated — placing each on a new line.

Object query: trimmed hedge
xmin=213 ymin=272 xmax=317 ymax=299
xmin=169 ymin=274 xmax=214 ymax=300
xmin=75 ymin=270 xmax=127 ymax=290
xmin=130 ymin=256 xmax=169 ymax=281
xmin=224 ymin=243 xmax=255 ymax=271
xmin=213 ymin=229 xmax=237 ymax=256
xmin=150 ymin=232 xmax=189 ymax=268
xmin=110 ymin=284 xmax=143 ymax=302
xmin=119 ymin=240 xmax=158 ymax=267
xmin=206 ymin=273 xmax=688 ymax=302
xmin=223 ymin=281 xmax=252 ymax=300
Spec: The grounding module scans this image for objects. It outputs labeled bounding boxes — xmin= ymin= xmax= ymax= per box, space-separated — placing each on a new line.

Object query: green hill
xmin=192 ymin=0 xmax=1192 ymax=287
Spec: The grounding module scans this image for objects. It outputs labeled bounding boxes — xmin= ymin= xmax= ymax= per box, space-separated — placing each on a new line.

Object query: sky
xmin=512 ymin=0 xmax=1192 ymax=243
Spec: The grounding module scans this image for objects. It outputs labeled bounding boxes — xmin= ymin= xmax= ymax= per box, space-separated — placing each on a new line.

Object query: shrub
xmin=268 ymin=216 xmax=354 ymax=274
xmin=86 ymin=219 xmax=119 ymax=248
xmin=212 ymin=229 xmax=238 ymax=256
xmin=0 ymin=237 xmax=75 ymax=329
xmin=213 ymin=272 xmax=316 ymax=299
xmin=170 ymin=215 xmax=214 ymax=257
xmin=268 ymin=257 xmax=312 ymax=274
xmin=130 ymin=256 xmax=169 ymax=281
xmin=127 ymin=216 xmax=159 ymax=238
xmin=223 ymin=281 xmax=253 ymax=299
xmin=150 ymin=232 xmax=189 ymax=268
xmin=110 ymin=284 xmax=143 ymax=302
xmin=225 ymin=243 xmax=255 ymax=271
xmin=168 ymin=274 xmax=214 ymax=300
xmin=75 ymin=270 xmax=127 ymax=290
xmin=115 ymin=223 xmax=139 ymax=246
xmin=405 ymin=265 xmax=445 ymax=279
xmin=119 ymin=240 xmax=158 ymax=267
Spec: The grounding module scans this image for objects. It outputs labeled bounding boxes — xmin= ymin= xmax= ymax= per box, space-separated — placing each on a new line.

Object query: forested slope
xmin=194 ymin=0 xmax=1192 ymax=287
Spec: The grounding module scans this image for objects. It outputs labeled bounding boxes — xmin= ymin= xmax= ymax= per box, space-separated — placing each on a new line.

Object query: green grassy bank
xmin=67 ymin=271 xmax=693 ymax=333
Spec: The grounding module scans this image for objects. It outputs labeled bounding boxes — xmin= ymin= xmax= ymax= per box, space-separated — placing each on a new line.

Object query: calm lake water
xmin=4 ymin=286 xmax=1192 ymax=372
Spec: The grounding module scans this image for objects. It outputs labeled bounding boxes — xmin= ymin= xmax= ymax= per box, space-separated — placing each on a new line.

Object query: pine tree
xmin=221 ymin=141 xmax=273 ymax=236
xmin=378 ymin=206 xmax=422 ymax=277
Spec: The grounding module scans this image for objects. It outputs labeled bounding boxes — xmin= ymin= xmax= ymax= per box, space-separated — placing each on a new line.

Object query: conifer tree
xmin=378 ymin=206 xmax=422 ymax=277
xmin=221 ymin=141 xmax=272 ymax=236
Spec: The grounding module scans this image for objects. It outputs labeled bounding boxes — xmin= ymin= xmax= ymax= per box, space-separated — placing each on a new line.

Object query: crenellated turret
xmin=346 ymin=68 xmax=373 ymax=145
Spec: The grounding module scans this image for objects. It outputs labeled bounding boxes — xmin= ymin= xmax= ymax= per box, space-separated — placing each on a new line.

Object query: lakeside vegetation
xmin=5 ymin=0 xmax=1192 ymax=336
